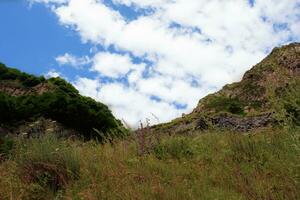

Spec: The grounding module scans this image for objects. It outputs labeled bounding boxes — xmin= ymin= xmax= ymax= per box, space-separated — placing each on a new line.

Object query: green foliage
xmin=0 ymin=91 xmax=124 ymax=139
xmin=0 ymin=63 xmax=44 ymax=87
xmin=153 ymin=136 xmax=196 ymax=160
xmin=0 ymin=137 xmax=14 ymax=160
xmin=206 ymin=95 xmax=245 ymax=115
xmin=48 ymin=77 xmax=78 ymax=96
xmin=16 ymin=135 xmax=80 ymax=191
xmin=281 ymin=81 xmax=300 ymax=126
xmin=0 ymin=63 xmax=126 ymax=139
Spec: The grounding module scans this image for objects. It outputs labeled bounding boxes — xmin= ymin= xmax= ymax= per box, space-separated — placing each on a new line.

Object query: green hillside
xmin=0 ymin=63 xmax=126 ymax=140
xmin=0 ymin=43 xmax=299 ymax=200
xmin=153 ymin=43 xmax=300 ymax=134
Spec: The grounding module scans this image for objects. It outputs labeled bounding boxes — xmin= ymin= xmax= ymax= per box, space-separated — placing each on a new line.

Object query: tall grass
xmin=14 ymin=135 xmax=80 ymax=198
xmin=0 ymin=128 xmax=299 ymax=199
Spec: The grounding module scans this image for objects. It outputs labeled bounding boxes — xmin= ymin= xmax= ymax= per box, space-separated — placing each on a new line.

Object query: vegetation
xmin=205 ymin=95 xmax=245 ymax=115
xmin=0 ymin=137 xmax=14 ymax=161
xmin=0 ymin=63 xmax=126 ymax=140
xmin=0 ymin=63 xmax=45 ymax=87
xmin=281 ymin=80 xmax=300 ymax=126
xmin=0 ymin=43 xmax=299 ymax=199
xmin=15 ymin=135 xmax=80 ymax=192
xmin=0 ymin=127 xmax=299 ymax=199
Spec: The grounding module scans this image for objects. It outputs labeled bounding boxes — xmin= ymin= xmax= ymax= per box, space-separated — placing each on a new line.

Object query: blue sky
xmin=0 ymin=0 xmax=299 ymax=127
xmin=0 ymin=0 xmax=93 ymax=79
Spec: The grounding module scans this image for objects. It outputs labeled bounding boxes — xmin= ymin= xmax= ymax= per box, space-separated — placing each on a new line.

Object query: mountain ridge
xmin=0 ymin=43 xmax=299 ymax=138
xmin=152 ymin=42 xmax=300 ymax=134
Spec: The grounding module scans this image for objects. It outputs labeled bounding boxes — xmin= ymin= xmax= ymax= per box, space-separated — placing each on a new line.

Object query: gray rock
xmin=211 ymin=113 xmax=275 ymax=131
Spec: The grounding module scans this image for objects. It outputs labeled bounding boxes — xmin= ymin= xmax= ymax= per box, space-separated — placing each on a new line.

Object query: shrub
xmin=48 ymin=77 xmax=78 ymax=96
xmin=0 ymin=63 xmax=44 ymax=87
xmin=0 ymin=137 xmax=14 ymax=161
xmin=22 ymin=76 xmax=42 ymax=87
xmin=16 ymin=135 xmax=80 ymax=191
xmin=0 ymin=63 xmax=126 ymax=140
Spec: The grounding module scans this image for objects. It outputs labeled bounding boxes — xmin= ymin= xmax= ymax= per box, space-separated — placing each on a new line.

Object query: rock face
xmin=0 ymin=81 xmax=52 ymax=96
xmin=153 ymin=43 xmax=300 ymax=134
xmin=14 ymin=117 xmax=78 ymax=138
xmin=211 ymin=113 xmax=275 ymax=132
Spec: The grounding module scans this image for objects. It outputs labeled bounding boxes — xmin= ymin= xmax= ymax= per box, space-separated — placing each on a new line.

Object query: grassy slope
xmin=0 ymin=44 xmax=299 ymax=200
xmin=153 ymin=43 xmax=300 ymax=134
xmin=0 ymin=127 xmax=299 ymax=200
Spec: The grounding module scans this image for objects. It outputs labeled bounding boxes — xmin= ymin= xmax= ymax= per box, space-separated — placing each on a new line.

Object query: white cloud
xmin=55 ymin=53 xmax=90 ymax=68
xmin=73 ymin=77 xmax=101 ymax=98
xmin=91 ymin=52 xmax=145 ymax=78
xmin=45 ymin=69 xmax=61 ymax=78
xmin=74 ymin=78 xmax=181 ymax=127
xmin=29 ymin=0 xmax=68 ymax=4
xmin=32 ymin=0 xmax=300 ymax=127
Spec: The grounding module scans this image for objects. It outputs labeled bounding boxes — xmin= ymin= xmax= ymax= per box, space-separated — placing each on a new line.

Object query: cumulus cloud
xmin=45 ymin=69 xmax=61 ymax=78
xmin=32 ymin=0 xmax=300 ymax=127
xmin=55 ymin=53 xmax=90 ymax=68
xmin=74 ymin=77 xmax=182 ymax=127
xmin=91 ymin=52 xmax=145 ymax=78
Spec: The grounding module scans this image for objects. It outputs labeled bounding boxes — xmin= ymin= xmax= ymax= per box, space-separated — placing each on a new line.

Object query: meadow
xmin=0 ymin=127 xmax=299 ymax=200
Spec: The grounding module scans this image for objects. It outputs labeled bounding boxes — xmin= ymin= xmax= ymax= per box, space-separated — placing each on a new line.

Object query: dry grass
xmin=0 ymin=127 xmax=299 ymax=200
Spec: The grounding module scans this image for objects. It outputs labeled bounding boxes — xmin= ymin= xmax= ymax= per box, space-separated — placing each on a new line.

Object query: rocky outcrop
xmin=0 ymin=82 xmax=52 ymax=96
xmin=1 ymin=117 xmax=79 ymax=139
xmin=211 ymin=113 xmax=275 ymax=132
xmin=152 ymin=43 xmax=300 ymax=134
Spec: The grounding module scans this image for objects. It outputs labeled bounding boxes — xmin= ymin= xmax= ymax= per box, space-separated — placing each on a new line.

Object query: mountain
xmin=153 ymin=42 xmax=300 ymax=134
xmin=0 ymin=63 xmax=126 ymax=139
xmin=0 ymin=43 xmax=299 ymax=139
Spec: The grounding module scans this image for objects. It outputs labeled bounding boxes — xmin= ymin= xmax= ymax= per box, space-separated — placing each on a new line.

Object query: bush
xmin=48 ymin=77 xmax=78 ymax=96
xmin=0 ymin=137 xmax=14 ymax=161
xmin=16 ymin=135 xmax=80 ymax=191
xmin=0 ymin=63 xmax=44 ymax=87
xmin=0 ymin=63 xmax=126 ymax=140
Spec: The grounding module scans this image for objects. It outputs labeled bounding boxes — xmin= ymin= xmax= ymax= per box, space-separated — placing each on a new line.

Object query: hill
xmin=153 ymin=42 xmax=300 ymax=134
xmin=0 ymin=63 xmax=126 ymax=139
xmin=0 ymin=43 xmax=299 ymax=200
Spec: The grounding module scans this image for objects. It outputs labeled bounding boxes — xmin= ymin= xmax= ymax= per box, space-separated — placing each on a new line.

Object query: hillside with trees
xmin=0 ymin=43 xmax=299 ymax=200
xmin=0 ymin=63 xmax=126 ymax=140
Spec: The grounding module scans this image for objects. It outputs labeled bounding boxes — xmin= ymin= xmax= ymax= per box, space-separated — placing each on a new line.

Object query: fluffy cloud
xmin=55 ymin=53 xmax=90 ymax=68
xmin=91 ymin=52 xmax=145 ymax=78
xmin=45 ymin=69 xmax=61 ymax=78
xmin=74 ymin=77 xmax=181 ymax=127
xmin=32 ymin=0 xmax=300 ymax=127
